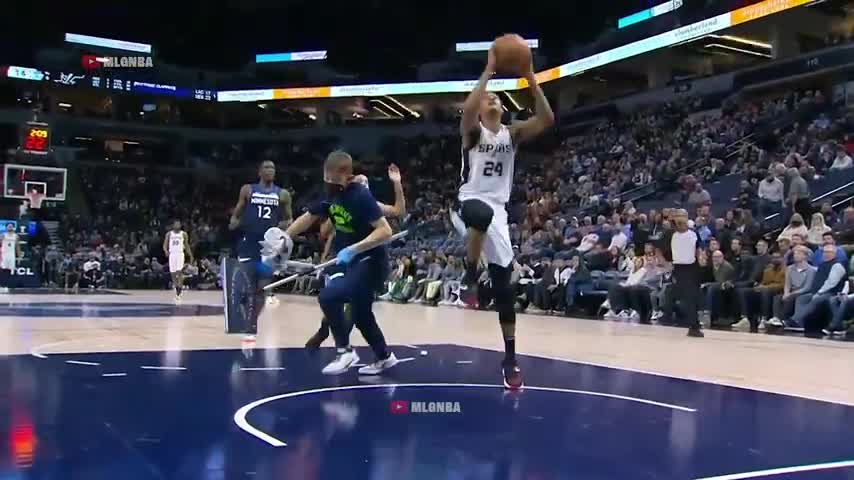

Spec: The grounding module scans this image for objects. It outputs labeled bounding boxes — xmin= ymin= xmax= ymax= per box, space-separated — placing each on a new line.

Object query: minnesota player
xmin=453 ymin=45 xmax=554 ymax=389
xmin=228 ymin=160 xmax=293 ymax=342
xmin=163 ymin=220 xmax=193 ymax=302
xmin=286 ymin=150 xmax=397 ymax=375
xmin=305 ymin=164 xmax=406 ymax=353
xmin=0 ymin=223 xmax=21 ymax=293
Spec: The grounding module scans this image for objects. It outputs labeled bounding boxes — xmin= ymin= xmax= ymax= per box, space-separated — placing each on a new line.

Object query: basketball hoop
xmin=25 ymin=190 xmax=44 ymax=210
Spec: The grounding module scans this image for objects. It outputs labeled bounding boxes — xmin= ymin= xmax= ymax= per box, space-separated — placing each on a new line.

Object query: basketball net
xmin=25 ymin=190 xmax=45 ymax=210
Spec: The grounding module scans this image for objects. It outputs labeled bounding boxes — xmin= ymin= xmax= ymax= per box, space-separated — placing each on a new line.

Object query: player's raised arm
xmin=510 ymin=68 xmax=555 ymax=145
xmin=278 ymin=189 xmax=293 ymax=228
xmin=460 ymin=46 xmax=496 ymax=146
xmin=229 ymin=184 xmax=252 ymax=230
xmin=378 ymin=164 xmax=406 ymax=218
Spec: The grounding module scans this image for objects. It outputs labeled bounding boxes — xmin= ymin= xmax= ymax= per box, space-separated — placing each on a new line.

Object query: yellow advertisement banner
xmin=516 ymin=67 xmax=561 ymax=88
xmin=730 ymin=0 xmax=813 ymax=26
xmin=272 ymin=87 xmax=332 ymax=99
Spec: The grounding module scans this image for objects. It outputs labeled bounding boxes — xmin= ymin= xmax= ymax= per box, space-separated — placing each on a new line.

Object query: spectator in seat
xmin=812 ymin=232 xmax=848 ymax=266
xmin=705 ymin=249 xmax=736 ymax=327
xmin=604 ymin=256 xmax=662 ymax=323
xmin=687 ymin=182 xmax=712 ymax=215
xmin=771 ymin=244 xmax=847 ymax=331
xmin=826 ymin=283 xmax=854 ymax=335
xmin=438 ymin=256 xmax=464 ymax=306
xmin=564 ymin=253 xmax=592 ymax=314
xmin=530 ymin=255 xmax=557 ymax=314
xmin=758 ymin=170 xmax=785 ymax=221
xmin=82 ymin=255 xmax=104 ymax=290
xmin=777 ymin=213 xmax=808 ymax=243
xmin=734 ymin=249 xmax=785 ymax=332
xmin=770 ymin=246 xmax=815 ymax=326
xmin=835 ymin=207 xmax=854 ymax=247
xmin=819 ymin=202 xmax=838 ymax=227
xmin=713 ymin=218 xmax=734 ymax=254
xmin=807 ymin=213 xmax=832 ymax=247
xmin=829 ymin=146 xmax=853 ymax=170
xmin=736 ymin=210 xmax=761 ymax=252
xmin=608 ymin=221 xmax=628 ymax=253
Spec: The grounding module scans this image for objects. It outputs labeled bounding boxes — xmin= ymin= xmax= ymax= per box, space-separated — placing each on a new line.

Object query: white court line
xmin=694 ymin=459 xmax=854 ymax=479
xmin=240 ymin=367 xmax=286 ymax=371
xmin=140 ymin=366 xmax=187 ymax=371
xmin=453 ymin=343 xmax=854 ymax=407
xmin=456 ymin=360 xmax=473 ymax=364
xmin=65 ymin=360 xmax=100 ymax=366
xmin=234 ymin=382 xmax=697 ymax=447
xmin=102 ymin=373 xmax=127 ymax=377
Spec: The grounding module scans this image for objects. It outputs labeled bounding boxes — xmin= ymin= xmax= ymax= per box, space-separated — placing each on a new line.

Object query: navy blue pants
xmin=318 ymin=256 xmax=389 ymax=360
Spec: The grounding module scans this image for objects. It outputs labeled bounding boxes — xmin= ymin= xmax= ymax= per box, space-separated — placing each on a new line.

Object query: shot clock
xmin=21 ymin=122 xmax=51 ymax=155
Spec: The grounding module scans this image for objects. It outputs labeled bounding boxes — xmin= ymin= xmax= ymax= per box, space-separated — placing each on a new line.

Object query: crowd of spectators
xmin=18 ymin=84 xmax=854 ymax=338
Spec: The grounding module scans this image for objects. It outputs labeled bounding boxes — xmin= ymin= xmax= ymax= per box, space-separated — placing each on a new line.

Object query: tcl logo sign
xmin=12 ymin=268 xmax=33 ymax=276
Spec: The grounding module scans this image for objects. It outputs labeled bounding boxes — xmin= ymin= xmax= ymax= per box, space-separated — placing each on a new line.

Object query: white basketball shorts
xmin=451 ymin=196 xmax=514 ymax=268
xmin=169 ymin=253 xmax=185 ymax=273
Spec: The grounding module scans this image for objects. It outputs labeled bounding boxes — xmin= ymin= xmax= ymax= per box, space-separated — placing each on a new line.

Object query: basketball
xmin=492 ymin=34 xmax=532 ymax=75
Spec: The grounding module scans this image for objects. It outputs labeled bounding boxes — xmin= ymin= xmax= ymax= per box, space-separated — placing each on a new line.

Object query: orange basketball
xmin=492 ymin=34 xmax=532 ymax=76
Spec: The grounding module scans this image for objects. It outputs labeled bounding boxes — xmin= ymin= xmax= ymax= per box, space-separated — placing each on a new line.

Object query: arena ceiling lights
xmin=218 ymin=0 xmax=816 ymax=102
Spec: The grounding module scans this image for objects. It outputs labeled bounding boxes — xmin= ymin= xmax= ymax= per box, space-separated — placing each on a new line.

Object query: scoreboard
xmin=21 ymin=122 xmax=50 ymax=155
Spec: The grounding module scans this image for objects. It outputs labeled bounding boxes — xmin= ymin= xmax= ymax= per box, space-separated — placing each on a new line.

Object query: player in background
xmin=0 ymin=223 xmax=21 ymax=293
xmin=305 ymin=164 xmax=406 ymax=353
xmin=453 ymin=45 xmax=554 ymax=389
xmin=163 ymin=220 xmax=194 ymax=302
xmin=228 ymin=160 xmax=293 ymax=343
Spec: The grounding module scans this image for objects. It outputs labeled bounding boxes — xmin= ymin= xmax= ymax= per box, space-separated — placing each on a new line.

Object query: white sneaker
xmin=651 ymin=310 xmax=663 ymax=321
xmin=527 ymin=307 xmax=545 ymax=314
xmin=322 ymin=349 xmax=360 ymax=375
xmin=0 ymin=287 xmax=9 ymax=294
xmin=603 ymin=309 xmax=620 ymax=321
xmin=378 ymin=293 xmax=391 ymax=301
xmin=265 ymin=295 xmax=280 ymax=307
xmin=628 ymin=310 xmax=641 ymax=323
xmin=438 ymin=299 xmax=453 ymax=306
xmin=453 ymin=298 xmax=468 ymax=308
xmin=767 ymin=317 xmax=784 ymax=328
xmin=758 ymin=318 xmax=767 ymax=331
xmin=174 ymin=294 xmax=182 ymax=304
xmin=617 ymin=310 xmax=633 ymax=321
xmin=733 ymin=317 xmax=750 ymax=330
xmin=358 ymin=353 xmax=399 ymax=375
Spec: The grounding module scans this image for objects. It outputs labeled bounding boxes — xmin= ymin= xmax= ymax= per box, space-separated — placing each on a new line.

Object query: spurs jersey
xmin=459 ymin=123 xmax=515 ymax=204
xmin=1 ymin=232 xmax=18 ymax=270
xmin=167 ymin=231 xmax=185 ymax=255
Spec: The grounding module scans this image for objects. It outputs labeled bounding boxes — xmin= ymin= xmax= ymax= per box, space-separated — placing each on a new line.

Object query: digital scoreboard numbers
xmin=21 ymin=123 xmax=50 ymax=155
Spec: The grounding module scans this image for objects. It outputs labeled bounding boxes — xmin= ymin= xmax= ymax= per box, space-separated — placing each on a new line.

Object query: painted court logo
xmin=390 ymin=400 xmax=461 ymax=415
xmin=82 ymin=55 xmax=154 ymax=71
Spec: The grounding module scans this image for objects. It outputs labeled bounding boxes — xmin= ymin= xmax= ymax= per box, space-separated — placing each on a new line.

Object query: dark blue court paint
xmin=1 ymin=345 xmax=852 ymax=479
xmin=0 ymin=302 xmax=222 ymax=317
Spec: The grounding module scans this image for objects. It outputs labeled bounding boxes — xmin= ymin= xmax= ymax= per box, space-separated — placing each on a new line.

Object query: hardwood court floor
xmin=5 ymin=290 xmax=853 ymax=406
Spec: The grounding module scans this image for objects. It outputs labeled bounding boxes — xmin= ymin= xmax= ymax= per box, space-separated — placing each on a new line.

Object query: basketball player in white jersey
xmin=1 ymin=223 xmax=21 ymax=293
xmin=163 ymin=220 xmax=193 ymax=302
xmin=453 ymin=45 xmax=554 ymax=389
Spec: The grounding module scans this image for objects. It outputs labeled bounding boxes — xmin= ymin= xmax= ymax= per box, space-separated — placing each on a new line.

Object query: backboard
xmin=3 ymin=164 xmax=67 ymax=201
